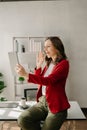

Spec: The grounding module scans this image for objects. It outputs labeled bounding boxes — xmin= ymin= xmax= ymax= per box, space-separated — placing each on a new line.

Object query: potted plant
xmin=18 ymin=76 xmax=25 ymax=84
xmin=0 ymin=73 xmax=6 ymax=93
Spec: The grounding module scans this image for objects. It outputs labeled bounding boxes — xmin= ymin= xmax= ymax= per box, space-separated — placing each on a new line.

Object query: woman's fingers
xmin=15 ymin=64 xmax=29 ymax=79
xmin=15 ymin=64 xmax=24 ymax=75
xmin=36 ymin=52 xmax=45 ymax=68
xmin=39 ymin=52 xmax=44 ymax=62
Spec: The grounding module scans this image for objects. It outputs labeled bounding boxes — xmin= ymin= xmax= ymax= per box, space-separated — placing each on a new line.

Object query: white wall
xmin=69 ymin=0 xmax=87 ymax=107
xmin=0 ymin=0 xmax=87 ymax=107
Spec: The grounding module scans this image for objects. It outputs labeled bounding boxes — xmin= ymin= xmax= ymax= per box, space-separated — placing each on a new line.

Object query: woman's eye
xmin=44 ymin=45 xmax=51 ymax=50
xmin=45 ymin=46 xmax=50 ymax=48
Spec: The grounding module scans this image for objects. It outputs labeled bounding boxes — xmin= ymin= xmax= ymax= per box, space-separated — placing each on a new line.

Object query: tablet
xmin=18 ymin=52 xmax=36 ymax=67
xmin=8 ymin=52 xmax=19 ymax=76
xmin=8 ymin=52 xmax=37 ymax=76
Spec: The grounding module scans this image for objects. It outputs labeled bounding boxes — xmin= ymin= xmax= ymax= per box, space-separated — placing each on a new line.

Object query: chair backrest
xmin=24 ymin=88 xmax=37 ymax=101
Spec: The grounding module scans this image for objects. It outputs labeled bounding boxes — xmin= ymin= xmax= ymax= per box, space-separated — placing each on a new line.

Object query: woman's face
xmin=44 ymin=39 xmax=58 ymax=60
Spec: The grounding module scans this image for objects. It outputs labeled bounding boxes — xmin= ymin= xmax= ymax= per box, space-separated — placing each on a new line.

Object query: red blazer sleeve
xmin=28 ymin=60 xmax=69 ymax=86
xmin=34 ymin=67 xmax=42 ymax=75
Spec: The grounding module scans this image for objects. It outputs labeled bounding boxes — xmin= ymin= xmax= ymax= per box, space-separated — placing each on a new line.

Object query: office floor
xmin=0 ymin=109 xmax=87 ymax=130
xmin=1 ymin=121 xmax=87 ymax=130
xmin=0 ymin=121 xmax=20 ymax=130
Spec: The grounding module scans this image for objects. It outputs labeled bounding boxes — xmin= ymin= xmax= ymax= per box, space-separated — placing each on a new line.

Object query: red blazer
xmin=28 ymin=59 xmax=70 ymax=113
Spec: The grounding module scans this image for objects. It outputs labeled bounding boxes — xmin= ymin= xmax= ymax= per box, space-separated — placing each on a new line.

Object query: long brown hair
xmin=45 ymin=36 xmax=67 ymax=66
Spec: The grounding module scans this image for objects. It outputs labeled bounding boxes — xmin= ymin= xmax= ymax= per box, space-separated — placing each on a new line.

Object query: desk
xmin=0 ymin=101 xmax=86 ymax=121
xmin=0 ymin=101 xmax=86 ymax=130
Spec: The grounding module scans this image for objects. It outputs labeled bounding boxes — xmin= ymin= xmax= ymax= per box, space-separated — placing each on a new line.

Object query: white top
xmin=42 ymin=63 xmax=55 ymax=95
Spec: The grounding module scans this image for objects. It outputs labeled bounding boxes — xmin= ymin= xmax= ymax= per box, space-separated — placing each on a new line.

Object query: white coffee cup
xmin=20 ymin=97 xmax=26 ymax=107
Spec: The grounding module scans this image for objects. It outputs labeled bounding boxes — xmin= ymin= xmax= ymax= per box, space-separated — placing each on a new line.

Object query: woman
xmin=16 ymin=36 xmax=70 ymax=130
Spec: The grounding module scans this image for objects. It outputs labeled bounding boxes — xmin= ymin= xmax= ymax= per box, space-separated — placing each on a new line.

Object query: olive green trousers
xmin=18 ymin=96 xmax=67 ymax=130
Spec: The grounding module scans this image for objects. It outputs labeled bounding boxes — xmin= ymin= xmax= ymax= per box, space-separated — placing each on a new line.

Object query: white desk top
xmin=67 ymin=101 xmax=86 ymax=119
xmin=0 ymin=101 xmax=86 ymax=121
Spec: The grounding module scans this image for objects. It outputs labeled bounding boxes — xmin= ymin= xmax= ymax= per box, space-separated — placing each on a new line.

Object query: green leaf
xmin=18 ymin=77 xmax=25 ymax=81
xmin=0 ymin=81 xmax=4 ymax=85
xmin=0 ymin=73 xmax=3 ymax=77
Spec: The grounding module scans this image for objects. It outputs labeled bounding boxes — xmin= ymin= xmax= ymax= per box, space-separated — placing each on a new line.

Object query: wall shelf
xmin=13 ymin=36 xmax=45 ymax=99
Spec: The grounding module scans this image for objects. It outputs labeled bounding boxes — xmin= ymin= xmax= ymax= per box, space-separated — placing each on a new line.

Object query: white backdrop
xmin=0 ymin=0 xmax=87 ymax=107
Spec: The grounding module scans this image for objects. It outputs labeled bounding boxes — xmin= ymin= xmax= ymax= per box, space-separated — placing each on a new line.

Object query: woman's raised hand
xmin=36 ymin=52 xmax=45 ymax=69
xmin=15 ymin=64 xmax=28 ymax=79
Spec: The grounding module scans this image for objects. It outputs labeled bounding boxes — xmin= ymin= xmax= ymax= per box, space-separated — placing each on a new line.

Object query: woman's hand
xmin=15 ymin=64 xmax=28 ymax=79
xmin=36 ymin=52 xmax=44 ymax=69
